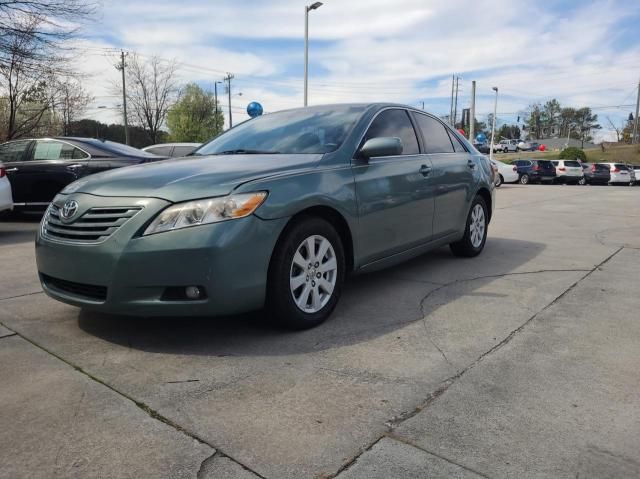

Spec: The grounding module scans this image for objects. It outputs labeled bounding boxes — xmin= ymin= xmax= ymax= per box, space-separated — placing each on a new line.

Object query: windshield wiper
xmin=216 ymin=149 xmax=281 ymax=155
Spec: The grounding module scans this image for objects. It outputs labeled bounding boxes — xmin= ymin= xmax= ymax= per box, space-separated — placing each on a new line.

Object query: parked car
xmin=35 ymin=103 xmax=495 ymax=329
xmin=0 ymin=161 xmax=13 ymax=214
xmin=512 ymin=159 xmax=557 ymax=184
xmin=633 ymin=165 xmax=640 ymax=185
xmin=628 ymin=165 xmax=636 ymax=185
xmin=494 ymin=139 xmax=520 ymax=153
xmin=491 ymin=160 xmax=518 ymax=186
xmin=551 ymin=160 xmax=584 ymax=184
xmin=529 ymin=142 xmax=541 ymax=151
xmin=579 ymin=162 xmax=611 ymax=185
xmin=517 ymin=140 xmax=531 ymax=151
xmin=473 ymin=142 xmax=490 ymax=154
xmin=142 ymin=142 xmax=201 ymax=157
xmin=603 ymin=163 xmax=633 ymax=185
xmin=0 ymin=137 xmax=165 ymax=213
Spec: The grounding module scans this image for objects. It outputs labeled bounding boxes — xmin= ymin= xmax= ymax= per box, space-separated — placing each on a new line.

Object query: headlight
xmin=143 ymin=192 xmax=267 ymax=236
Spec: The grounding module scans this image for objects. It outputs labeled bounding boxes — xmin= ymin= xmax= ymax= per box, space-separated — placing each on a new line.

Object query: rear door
xmin=0 ymin=140 xmax=33 ymax=204
xmin=412 ymin=112 xmax=474 ymax=239
xmin=352 ymin=108 xmax=434 ymax=263
xmin=9 ymin=140 xmax=89 ymax=206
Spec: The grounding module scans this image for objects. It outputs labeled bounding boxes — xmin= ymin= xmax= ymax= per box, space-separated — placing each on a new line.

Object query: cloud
xmin=71 ymin=0 xmax=640 ymax=139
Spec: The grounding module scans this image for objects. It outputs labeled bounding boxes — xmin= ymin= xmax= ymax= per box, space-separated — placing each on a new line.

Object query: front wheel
xmin=267 ymin=217 xmax=345 ymax=330
xmin=520 ymin=174 xmax=530 ymax=185
xmin=450 ymin=196 xmax=488 ymax=258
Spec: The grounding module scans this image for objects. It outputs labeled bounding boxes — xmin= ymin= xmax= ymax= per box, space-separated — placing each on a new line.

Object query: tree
xmin=525 ymin=103 xmax=542 ymax=139
xmin=167 ymin=83 xmax=223 ymax=142
xmin=55 ymin=78 xmax=92 ymax=135
xmin=559 ymin=147 xmax=586 ymax=162
xmin=121 ymin=54 xmax=179 ymax=143
xmin=606 ymin=116 xmax=623 ymax=143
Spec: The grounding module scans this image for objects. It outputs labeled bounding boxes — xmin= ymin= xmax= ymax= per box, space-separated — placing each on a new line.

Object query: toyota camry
xmin=36 ymin=103 xmax=495 ymax=329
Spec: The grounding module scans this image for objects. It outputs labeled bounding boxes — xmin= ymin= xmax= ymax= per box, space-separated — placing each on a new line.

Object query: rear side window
xmin=565 ymin=161 xmax=581 ymax=167
xmin=33 ymin=141 xmax=88 ymax=161
xmin=146 ymin=145 xmax=174 ymax=156
xmin=614 ymin=164 xmax=628 ymax=170
xmin=364 ymin=109 xmax=419 ymax=155
xmin=551 ymin=161 xmax=559 ymax=166
xmin=538 ymin=161 xmax=553 ymax=168
xmin=446 ymin=130 xmax=468 ymax=153
xmin=413 ymin=114 xmax=454 ymax=154
xmin=594 ymin=164 xmax=609 ymax=171
xmin=172 ymin=146 xmax=197 ymax=157
xmin=0 ymin=140 xmax=31 ymax=162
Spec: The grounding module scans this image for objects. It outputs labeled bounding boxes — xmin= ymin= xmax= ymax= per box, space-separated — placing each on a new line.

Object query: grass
xmin=494 ymin=144 xmax=640 ymax=165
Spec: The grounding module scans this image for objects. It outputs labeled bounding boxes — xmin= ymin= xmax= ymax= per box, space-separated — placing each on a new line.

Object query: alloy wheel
xmin=289 ymin=235 xmax=337 ymax=313
xmin=469 ymin=204 xmax=486 ymax=248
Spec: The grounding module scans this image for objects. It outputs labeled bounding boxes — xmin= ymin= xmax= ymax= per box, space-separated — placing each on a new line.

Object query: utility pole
xmin=214 ymin=81 xmax=221 ymax=134
xmin=469 ymin=80 xmax=476 ymax=142
xmin=450 ymin=74 xmax=455 ymax=126
xmin=421 ymin=101 xmax=425 ymax=111
xmin=115 ymin=50 xmax=129 ymax=145
xmin=633 ymin=79 xmax=640 ymax=144
xmin=453 ymin=76 xmax=459 ymax=128
xmin=224 ymin=73 xmax=234 ymax=129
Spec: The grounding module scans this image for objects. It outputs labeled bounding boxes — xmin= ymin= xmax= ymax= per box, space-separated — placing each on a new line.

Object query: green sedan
xmin=36 ymin=103 xmax=495 ymax=329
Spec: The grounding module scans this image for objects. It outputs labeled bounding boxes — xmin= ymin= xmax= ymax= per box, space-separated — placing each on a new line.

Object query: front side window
xmin=0 ymin=140 xmax=31 ymax=162
xmin=413 ymin=114 xmax=454 ymax=154
xmin=33 ymin=141 xmax=88 ymax=161
xmin=363 ymin=109 xmax=419 ymax=155
xmin=146 ymin=145 xmax=174 ymax=156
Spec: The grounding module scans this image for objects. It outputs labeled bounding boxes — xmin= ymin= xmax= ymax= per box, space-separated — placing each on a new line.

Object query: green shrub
xmin=559 ymin=147 xmax=586 ymax=162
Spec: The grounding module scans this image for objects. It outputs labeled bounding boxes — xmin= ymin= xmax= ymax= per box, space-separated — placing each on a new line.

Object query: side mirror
xmin=359 ymin=137 xmax=403 ymax=159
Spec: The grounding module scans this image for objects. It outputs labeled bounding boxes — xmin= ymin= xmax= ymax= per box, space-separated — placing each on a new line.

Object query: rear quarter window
xmin=614 ymin=164 xmax=628 ymax=170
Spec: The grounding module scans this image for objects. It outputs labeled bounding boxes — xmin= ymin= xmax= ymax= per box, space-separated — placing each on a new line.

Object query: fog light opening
xmin=185 ymin=286 xmax=202 ymax=300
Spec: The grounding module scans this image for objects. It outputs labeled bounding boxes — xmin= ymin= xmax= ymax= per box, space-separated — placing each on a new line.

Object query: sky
xmin=72 ymin=0 xmax=640 ymax=141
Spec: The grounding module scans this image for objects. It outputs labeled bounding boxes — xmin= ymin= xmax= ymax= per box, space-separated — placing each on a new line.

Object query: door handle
xmin=66 ymin=164 xmax=84 ymax=169
xmin=5 ymin=167 xmax=18 ymax=172
xmin=467 ymin=160 xmax=476 ymax=169
xmin=419 ymin=165 xmax=432 ymax=177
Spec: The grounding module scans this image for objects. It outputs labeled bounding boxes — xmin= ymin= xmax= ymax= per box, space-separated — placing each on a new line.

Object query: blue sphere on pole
xmin=247 ymin=102 xmax=264 ymax=118
xmin=476 ymin=133 xmax=487 ymax=143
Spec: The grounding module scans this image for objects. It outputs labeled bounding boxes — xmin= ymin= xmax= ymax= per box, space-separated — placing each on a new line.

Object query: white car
xmin=551 ymin=160 xmax=584 ymax=184
xmin=142 ymin=142 xmax=201 ymax=158
xmin=491 ymin=160 xmax=519 ymax=186
xmin=0 ymin=162 xmax=13 ymax=214
xmin=603 ymin=163 xmax=633 ymax=185
xmin=633 ymin=165 xmax=640 ymax=185
xmin=493 ymin=139 xmax=519 ymax=153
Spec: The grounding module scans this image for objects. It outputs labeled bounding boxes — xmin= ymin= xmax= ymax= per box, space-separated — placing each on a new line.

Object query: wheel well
xmin=476 ymin=188 xmax=492 ymax=222
xmin=282 ymin=206 xmax=355 ymax=273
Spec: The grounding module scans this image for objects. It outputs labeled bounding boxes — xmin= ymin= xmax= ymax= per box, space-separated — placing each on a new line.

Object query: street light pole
xmin=304 ymin=2 xmax=323 ymax=106
xmin=489 ymin=86 xmax=498 ymax=163
xmin=214 ymin=81 xmax=222 ymax=134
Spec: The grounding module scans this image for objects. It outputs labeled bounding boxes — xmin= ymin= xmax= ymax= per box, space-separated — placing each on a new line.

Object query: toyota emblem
xmin=61 ymin=200 xmax=79 ymax=220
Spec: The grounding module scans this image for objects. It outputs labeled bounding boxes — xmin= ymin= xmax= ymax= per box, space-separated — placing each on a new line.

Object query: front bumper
xmin=36 ymin=193 xmax=288 ymax=316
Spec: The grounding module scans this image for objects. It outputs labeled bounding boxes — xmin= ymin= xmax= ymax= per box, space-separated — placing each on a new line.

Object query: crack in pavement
xmin=0 ymin=321 xmax=267 ymax=479
xmin=326 ymin=248 xmax=624 ymax=478
xmin=0 ymin=291 xmax=44 ymax=301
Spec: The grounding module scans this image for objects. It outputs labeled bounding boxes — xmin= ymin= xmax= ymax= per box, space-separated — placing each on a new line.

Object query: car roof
xmin=144 ymin=143 xmax=201 ymax=148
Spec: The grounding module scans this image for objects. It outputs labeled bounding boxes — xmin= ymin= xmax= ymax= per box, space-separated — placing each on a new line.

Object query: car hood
xmin=71 ymin=154 xmax=323 ymax=202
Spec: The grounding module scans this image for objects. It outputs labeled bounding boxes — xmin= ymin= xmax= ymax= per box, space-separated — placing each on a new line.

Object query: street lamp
xmin=304 ymin=2 xmax=323 ymax=106
xmin=489 ymin=86 xmax=498 ymax=163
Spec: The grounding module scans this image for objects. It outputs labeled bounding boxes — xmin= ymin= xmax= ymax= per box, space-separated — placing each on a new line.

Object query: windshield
xmin=194 ymin=105 xmax=366 ymax=156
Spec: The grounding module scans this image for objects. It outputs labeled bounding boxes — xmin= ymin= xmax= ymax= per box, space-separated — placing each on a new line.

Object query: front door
xmin=9 ymin=140 xmax=89 ymax=208
xmin=352 ymin=108 xmax=435 ymax=264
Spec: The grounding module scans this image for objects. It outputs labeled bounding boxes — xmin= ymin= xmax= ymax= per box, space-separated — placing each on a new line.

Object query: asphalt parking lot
xmin=1 ymin=184 xmax=639 ymax=479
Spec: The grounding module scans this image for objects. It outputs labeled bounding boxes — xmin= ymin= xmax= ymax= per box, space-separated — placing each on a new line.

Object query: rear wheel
xmin=267 ymin=217 xmax=345 ymax=329
xmin=450 ymin=196 xmax=488 ymax=258
xmin=495 ymin=174 xmax=503 ymax=187
xmin=578 ymin=177 xmax=586 ymax=185
xmin=520 ymin=174 xmax=530 ymax=185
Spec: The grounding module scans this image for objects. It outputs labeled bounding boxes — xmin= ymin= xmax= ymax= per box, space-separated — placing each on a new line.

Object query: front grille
xmin=41 ymin=274 xmax=107 ymax=301
xmin=42 ymin=205 xmax=142 ymax=243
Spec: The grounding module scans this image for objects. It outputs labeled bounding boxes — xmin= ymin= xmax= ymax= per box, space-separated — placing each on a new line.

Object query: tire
xmin=450 ymin=195 xmax=488 ymax=258
xmin=578 ymin=177 xmax=586 ymax=185
xmin=495 ymin=174 xmax=503 ymax=187
xmin=519 ymin=174 xmax=529 ymax=185
xmin=515 ymin=147 xmax=520 ymax=152
xmin=267 ymin=216 xmax=345 ymax=330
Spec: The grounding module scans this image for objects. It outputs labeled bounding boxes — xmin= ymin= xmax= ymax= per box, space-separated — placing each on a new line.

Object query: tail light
xmin=533 ymin=165 xmax=540 ymax=171
xmin=558 ymin=167 xmax=566 ymax=171
xmin=612 ymin=167 xmax=620 ymax=173
xmin=0 ymin=167 xmax=5 ymax=178
xmin=512 ymin=166 xmax=517 ymax=171
xmin=591 ymin=165 xmax=597 ymax=172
